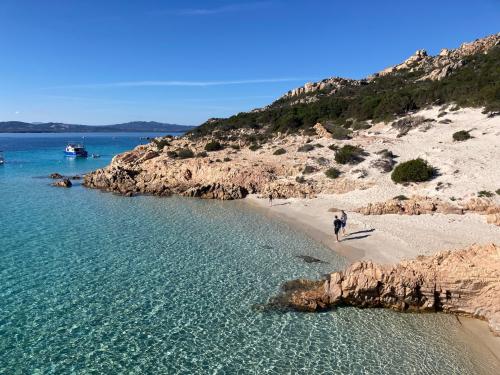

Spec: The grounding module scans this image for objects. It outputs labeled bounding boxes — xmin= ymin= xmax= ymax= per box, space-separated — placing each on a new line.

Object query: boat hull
xmin=64 ymin=151 xmax=88 ymax=157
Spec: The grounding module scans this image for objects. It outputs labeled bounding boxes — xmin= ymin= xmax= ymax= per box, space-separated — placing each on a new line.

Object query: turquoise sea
xmin=0 ymin=133 xmax=498 ymax=374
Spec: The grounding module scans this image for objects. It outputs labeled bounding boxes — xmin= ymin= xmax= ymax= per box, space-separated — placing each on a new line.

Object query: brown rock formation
xmin=269 ymin=244 xmax=500 ymax=335
xmin=355 ymin=196 xmax=462 ymax=215
xmin=487 ymin=214 xmax=500 ymax=227
xmin=377 ymin=33 xmax=500 ymax=81
xmin=313 ymin=123 xmax=332 ymax=139
xmin=462 ymin=198 xmax=500 ymax=214
xmin=355 ymin=196 xmax=500 ymax=226
xmin=83 ymin=140 xmax=314 ymax=199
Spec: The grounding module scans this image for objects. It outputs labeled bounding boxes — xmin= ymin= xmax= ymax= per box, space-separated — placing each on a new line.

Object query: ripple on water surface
xmin=0 ymin=135 xmax=499 ymax=374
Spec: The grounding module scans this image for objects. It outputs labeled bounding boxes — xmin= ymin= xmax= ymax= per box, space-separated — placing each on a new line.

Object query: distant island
xmin=0 ymin=121 xmax=194 ymax=133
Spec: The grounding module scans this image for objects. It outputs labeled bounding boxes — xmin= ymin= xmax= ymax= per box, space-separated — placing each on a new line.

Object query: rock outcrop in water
xmin=52 ymin=178 xmax=72 ymax=188
xmin=83 ymin=134 xmax=371 ymax=199
xmin=269 ymin=244 xmax=500 ymax=335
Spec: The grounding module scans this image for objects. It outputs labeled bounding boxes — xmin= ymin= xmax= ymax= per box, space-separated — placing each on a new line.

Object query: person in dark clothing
xmin=333 ymin=215 xmax=342 ymax=242
xmin=268 ymin=193 xmax=273 ymax=206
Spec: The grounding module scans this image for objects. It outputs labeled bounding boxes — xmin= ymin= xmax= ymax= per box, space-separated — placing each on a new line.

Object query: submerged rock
xmin=52 ymin=178 xmax=72 ymax=188
xmin=295 ymin=255 xmax=327 ymax=264
xmin=49 ymin=173 xmax=64 ymax=179
xmin=268 ymin=244 xmax=500 ymax=335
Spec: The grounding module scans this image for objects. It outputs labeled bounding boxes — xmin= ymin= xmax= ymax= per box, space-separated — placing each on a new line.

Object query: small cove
xmin=0 ymin=133 xmax=498 ymax=374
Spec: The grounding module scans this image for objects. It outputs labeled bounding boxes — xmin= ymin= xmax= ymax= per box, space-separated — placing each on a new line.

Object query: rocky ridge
xmin=267 ymin=244 xmax=500 ymax=335
xmin=281 ymin=33 xmax=500 ymax=100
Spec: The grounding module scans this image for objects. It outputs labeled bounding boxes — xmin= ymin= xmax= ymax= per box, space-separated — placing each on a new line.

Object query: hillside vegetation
xmin=189 ymin=45 xmax=500 ymax=140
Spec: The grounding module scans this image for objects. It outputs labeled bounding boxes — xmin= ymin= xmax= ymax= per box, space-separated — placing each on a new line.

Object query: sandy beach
xmin=246 ymin=194 xmax=500 ymax=264
xmin=245 ymin=193 xmax=500 ymax=360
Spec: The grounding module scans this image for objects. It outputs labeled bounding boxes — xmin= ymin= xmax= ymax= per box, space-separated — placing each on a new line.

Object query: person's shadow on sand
xmin=343 ymin=234 xmax=371 ymax=241
xmin=342 ymin=228 xmax=375 ymax=241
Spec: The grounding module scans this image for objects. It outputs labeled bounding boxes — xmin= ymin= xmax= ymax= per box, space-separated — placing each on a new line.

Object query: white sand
xmin=247 ymin=194 xmax=500 ymax=263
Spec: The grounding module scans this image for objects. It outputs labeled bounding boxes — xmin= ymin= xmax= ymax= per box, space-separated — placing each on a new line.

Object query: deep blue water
xmin=0 ymin=133 xmax=498 ymax=374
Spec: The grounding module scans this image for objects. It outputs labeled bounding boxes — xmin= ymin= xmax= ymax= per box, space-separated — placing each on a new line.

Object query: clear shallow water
xmin=0 ymin=133 xmax=498 ymax=374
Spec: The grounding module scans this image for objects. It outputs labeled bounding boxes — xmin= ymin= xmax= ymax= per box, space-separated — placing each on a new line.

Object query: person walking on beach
xmin=268 ymin=193 xmax=273 ymax=206
xmin=333 ymin=215 xmax=342 ymax=242
xmin=340 ymin=210 xmax=348 ymax=236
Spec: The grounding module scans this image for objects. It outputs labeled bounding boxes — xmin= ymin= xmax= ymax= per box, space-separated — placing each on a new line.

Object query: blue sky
xmin=0 ymin=0 xmax=498 ymax=125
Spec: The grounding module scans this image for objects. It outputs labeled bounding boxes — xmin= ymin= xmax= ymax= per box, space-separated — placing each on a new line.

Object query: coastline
xmin=244 ymin=194 xmax=500 ymax=360
xmin=245 ymin=194 xmax=500 ymax=264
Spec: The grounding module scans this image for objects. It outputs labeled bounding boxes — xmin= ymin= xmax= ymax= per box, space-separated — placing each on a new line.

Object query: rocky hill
xmin=281 ymin=33 xmax=500 ymax=101
xmin=190 ymin=33 xmax=499 ymax=138
xmin=84 ymin=34 xmax=500 ymax=218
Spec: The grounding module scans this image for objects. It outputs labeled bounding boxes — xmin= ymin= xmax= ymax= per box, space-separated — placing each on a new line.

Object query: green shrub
xmin=177 ymin=148 xmax=195 ymax=159
xmin=330 ymin=127 xmax=351 ymax=140
xmin=328 ymin=144 xmax=339 ymax=151
xmin=153 ymin=138 xmax=170 ymax=150
xmin=323 ymin=122 xmax=351 ymax=140
xmin=298 ymin=144 xmax=315 ymax=152
xmin=314 ymin=143 xmax=324 ymax=148
xmin=230 ymin=144 xmax=240 ymax=150
xmin=197 ymin=151 xmax=208 ymax=158
xmin=249 ymin=143 xmax=261 ymax=151
xmin=273 ymin=148 xmax=287 ymax=155
xmin=335 ymin=145 xmax=366 ymax=164
xmin=205 ymin=141 xmax=224 ymax=152
xmin=303 ymin=165 xmax=317 ymax=174
xmin=223 ymin=157 xmax=231 ymax=162
xmin=496 ymin=189 xmax=500 ymax=195
xmin=391 ymin=158 xmax=435 ymax=183
xmin=325 ymin=167 xmax=341 ymax=179
xmin=452 ymin=130 xmax=472 ymax=142
xmin=167 ymin=150 xmax=178 ymax=158
xmin=351 ymin=120 xmax=371 ymax=131
xmin=478 ymin=190 xmax=494 ymax=198
xmin=295 ymin=176 xmax=306 ymax=183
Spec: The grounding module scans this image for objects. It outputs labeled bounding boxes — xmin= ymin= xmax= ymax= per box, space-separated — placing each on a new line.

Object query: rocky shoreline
xmin=265 ymin=244 xmax=500 ymax=336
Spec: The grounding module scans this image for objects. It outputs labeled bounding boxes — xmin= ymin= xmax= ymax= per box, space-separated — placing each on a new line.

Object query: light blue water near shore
xmin=0 ymin=133 xmax=498 ymax=374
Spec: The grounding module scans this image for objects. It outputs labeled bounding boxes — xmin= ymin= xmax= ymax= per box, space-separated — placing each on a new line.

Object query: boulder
xmin=486 ymin=213 xmax=500 ymax=226
xmin=52 ymin=178 xmax=72 ymax=188
xmin=49 ymin=173 xmax=64 ymax=179
xmin=313 ymin=123 xmax=332 ymax=138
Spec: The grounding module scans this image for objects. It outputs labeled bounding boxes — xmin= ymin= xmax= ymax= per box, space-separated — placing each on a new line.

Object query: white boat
xmin=0 ymin=151 xmax=4 ymax=165
xmin=64 ymin=143 xmax=88 ymax=158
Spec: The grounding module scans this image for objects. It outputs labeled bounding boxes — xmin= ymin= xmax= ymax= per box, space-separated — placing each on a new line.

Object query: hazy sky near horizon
xmin=0 ymin=0 xmax=498 ymax=125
